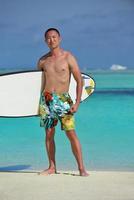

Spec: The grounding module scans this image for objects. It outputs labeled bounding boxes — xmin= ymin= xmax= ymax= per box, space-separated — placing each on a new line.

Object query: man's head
xmin=44 ymin=28 xmax=61 ymax=50
xmin=44 ymin=28 xmax=60 ymax=39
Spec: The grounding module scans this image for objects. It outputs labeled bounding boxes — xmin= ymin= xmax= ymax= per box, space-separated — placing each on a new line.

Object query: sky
xmin=0 ymin=0 xmax=134 ymax=70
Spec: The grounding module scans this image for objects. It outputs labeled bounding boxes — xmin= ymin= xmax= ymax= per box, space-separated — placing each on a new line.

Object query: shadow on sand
xmin=56 ymin=171 xmax=80 ymax=177
xmin=0 ymin=165 xmax=33 ymax=173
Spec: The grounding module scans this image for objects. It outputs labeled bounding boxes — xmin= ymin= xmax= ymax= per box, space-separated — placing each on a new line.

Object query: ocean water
xmin=0 ymin=70 xmax=134 ymax=172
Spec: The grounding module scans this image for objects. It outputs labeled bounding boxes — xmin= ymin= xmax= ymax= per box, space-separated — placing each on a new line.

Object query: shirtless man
xmin=37 ymin=28 xmax=88 ymax=176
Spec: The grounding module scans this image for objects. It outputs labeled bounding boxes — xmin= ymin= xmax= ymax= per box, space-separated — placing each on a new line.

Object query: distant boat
xmin=110 ymin=64 xmax=127 ymax=71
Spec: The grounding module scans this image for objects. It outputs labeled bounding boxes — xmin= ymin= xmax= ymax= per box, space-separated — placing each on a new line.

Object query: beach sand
xmin=0 ymin=171 xmax=134 ymax=200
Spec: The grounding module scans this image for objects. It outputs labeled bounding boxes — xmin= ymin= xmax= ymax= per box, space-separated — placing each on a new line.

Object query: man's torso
xmin=39 ymin=51 xmax=71 ymax=94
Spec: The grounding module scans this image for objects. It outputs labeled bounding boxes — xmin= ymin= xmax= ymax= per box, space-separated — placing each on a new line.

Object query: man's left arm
xmin=67 ymin=53 xmax=83 ymax=113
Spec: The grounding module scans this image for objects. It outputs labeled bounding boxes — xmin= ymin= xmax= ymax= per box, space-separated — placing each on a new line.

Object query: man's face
xmin=45 ymin=30 xmax=61 ymax=49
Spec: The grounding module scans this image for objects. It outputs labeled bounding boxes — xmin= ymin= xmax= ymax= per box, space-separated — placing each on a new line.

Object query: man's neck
xmin=50 ymin=47 xmax=63 ymax=58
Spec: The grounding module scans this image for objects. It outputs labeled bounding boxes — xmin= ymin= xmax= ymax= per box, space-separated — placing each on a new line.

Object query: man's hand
xmin=69 ymin=103 xmax=79 ymax=114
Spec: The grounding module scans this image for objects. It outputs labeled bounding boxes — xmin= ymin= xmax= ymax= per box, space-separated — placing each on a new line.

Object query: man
xmin=37 ymin=28 xmax=89 ymax=176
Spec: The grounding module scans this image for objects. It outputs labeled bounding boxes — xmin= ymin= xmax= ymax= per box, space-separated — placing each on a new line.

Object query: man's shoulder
xmin=39 ymin=52 xmax=51 ymax=63
xmin=64 ymin=50 xmax=74 ymax=59
xmin=38 ymin=52 xmax=51 ymax=70
xmin=64 ymin=51 xmax=77 ymax=63
xmin=37 ymin=52 xmax=50 ymax=70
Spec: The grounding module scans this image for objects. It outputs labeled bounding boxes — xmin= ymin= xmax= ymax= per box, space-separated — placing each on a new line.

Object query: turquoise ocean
xmin=0 ymin=70 xmax=134 ymax=172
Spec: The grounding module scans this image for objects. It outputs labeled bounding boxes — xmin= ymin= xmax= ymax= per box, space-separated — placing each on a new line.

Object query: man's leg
xmin=40 ymin=127 xmax=56 ymax=175
xmin=65 ymin=130 xmax=89 ymax=176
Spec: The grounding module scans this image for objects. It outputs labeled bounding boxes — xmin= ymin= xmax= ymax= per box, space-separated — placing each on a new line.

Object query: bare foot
xmin=79 ymin=170 xmax=89 ymax=177
xmin=38 ymin=168 xmax=56 ymax=176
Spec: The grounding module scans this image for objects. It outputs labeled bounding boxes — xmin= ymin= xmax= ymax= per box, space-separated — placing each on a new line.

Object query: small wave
xmin=95 ymin=88 xmax=134 ymax=96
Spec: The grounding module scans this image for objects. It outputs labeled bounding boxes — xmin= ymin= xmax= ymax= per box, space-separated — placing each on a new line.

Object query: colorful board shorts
xmin=39 ymin=91 xmax=75 ymax=131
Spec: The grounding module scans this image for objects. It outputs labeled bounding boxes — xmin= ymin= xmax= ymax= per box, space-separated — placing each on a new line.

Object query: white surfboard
xmin=0 ymin=70 xmax=95 ymax=117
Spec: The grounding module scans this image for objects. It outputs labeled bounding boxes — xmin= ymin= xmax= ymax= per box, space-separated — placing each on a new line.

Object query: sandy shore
xmin=0 ymin=171 xmax=134 ymax=200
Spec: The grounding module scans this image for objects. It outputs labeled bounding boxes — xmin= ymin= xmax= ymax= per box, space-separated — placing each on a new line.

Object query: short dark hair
xmin=44 ymin=28 xmax=60 ymax=38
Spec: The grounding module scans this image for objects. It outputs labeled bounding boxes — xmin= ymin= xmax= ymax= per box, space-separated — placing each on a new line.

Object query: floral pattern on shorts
xmin=39 ymin=91 xmax=75 ymax=131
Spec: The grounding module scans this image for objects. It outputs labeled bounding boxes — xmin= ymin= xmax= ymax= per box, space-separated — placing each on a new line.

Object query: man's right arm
xmin=37 ymin=59 xmax=43 ymax=70
xmin=37 ymin=58 xmax=45 ymax=92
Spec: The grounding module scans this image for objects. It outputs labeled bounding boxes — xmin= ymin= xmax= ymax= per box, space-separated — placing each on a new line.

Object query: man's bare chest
xmin=43 ymin=58 xmax=69 ymax=74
